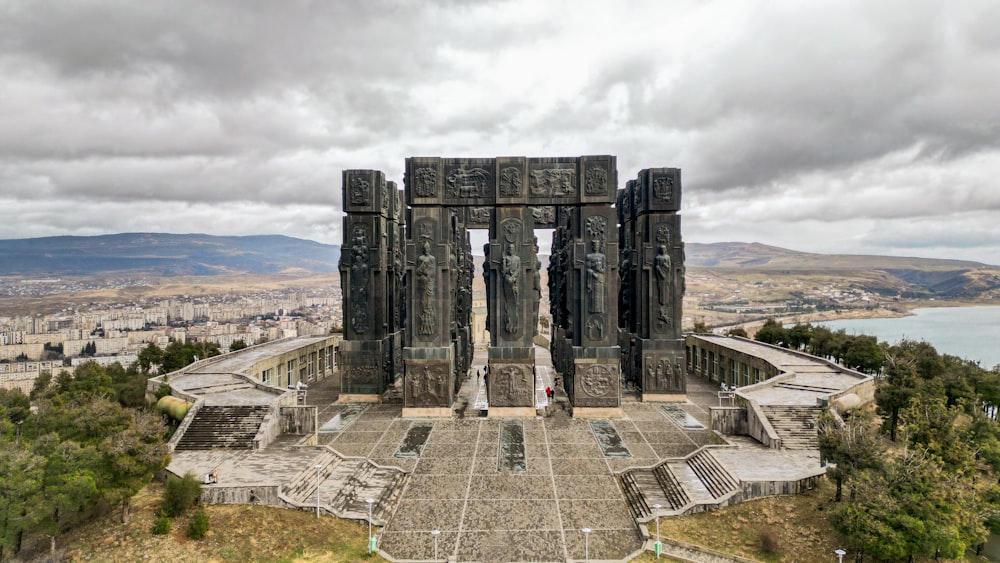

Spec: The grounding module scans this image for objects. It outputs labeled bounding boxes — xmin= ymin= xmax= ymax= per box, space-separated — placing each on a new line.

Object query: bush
xmin=163 ymin=473 xmax=202 ymax=517
xmin=187 ymin=506 xmax=209 ymax=540
xmin=758 ymin=526 xmax=781 ymax=554
xmin=151 ymin=512 xmax=172 ymax=535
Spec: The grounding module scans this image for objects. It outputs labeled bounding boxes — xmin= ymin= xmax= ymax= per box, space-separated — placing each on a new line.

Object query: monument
xmin=340 ymin=156 xmax=686 ymax=415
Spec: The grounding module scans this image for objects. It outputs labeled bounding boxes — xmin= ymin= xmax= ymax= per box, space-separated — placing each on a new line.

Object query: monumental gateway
xmin=339 ymin=156 xmax=686 ymax=416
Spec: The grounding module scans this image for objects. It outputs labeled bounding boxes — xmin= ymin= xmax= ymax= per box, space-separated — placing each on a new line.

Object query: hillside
xmin=0 ymin=233 xmax=341 ymax=277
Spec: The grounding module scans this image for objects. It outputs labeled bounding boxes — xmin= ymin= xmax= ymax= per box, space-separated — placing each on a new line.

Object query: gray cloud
xmin=0 ymin=0 xmax=997 ymax=264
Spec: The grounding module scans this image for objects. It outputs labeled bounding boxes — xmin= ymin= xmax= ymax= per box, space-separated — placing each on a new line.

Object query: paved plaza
xmin=167 ymin=344 xmax=825 ymax=562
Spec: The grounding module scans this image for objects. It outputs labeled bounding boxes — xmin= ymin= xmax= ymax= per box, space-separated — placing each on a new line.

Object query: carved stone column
xmin=340 ymin=169 xmax=393 ymax=401
xmin=486 ymin=205 xmax=537 ymax=416
xmin=630 ymin=168 xmax=687 ymax=400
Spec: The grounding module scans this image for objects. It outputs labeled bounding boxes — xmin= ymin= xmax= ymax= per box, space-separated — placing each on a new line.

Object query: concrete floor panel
xmin=468 ymin=475 xmax=555 ymax=500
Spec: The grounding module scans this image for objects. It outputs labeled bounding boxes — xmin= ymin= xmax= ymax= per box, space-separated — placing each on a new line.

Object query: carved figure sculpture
xmin=655 ymin=245 xmax=671 ymax=305
xmin=501 ymin=243 xmax=521 ymax=334
xmin=416 ymin=241 xmax=437 ymax=336
xmin=350 ymin=229 xmax=370 ymax=334
xmin=585 ymin=240 xmax=606 ymax=314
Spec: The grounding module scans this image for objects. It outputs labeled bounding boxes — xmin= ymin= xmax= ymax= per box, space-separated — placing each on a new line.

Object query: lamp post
xmin=835 ymin=549 xmax=846 ymax=563
xmin=314 ymin=464 xmax=323 ymax=518
xmin=582 ymin=527 xmax=591 ymax=562
xmin=366 ymin=498 xmax=375 ymax=553
xmin=431 ymin=529 xmax=440 ymax=562
xmin=652 ymin=503 xmax=662 ymax=559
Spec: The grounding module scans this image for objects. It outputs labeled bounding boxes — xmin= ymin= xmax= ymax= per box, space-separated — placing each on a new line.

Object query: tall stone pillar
xmin=629 ymin=168 xmax=686 ymax=400
xmin=402 ymin=158 xmax=457 ymax=417
xmin=486 ymin=206 xmax=538 ymax=416
xmin=565 ymin=204 xmax=621 ymax=416
xmin=340 ymin=169 xmax=394 ymax=401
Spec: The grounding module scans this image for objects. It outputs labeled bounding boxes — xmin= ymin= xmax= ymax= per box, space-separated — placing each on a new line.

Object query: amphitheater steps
xmin=685 ymin=450 xmax=739 ymax=499
xmin=174 ymin=405 xmax=269 ymax=450
xmin=619 ymin=471 xmax=651 ymax=519
xmin=282 ymin=448 xmax=343 ymax=505
xmin=761 ymin=405 xmax=821 ymax=450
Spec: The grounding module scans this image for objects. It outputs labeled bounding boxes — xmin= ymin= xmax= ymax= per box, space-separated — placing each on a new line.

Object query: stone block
xmin=634 ymin=167 xmax=682 ymax=214
xmin=343 ymin=169 xmax=392 ymax=216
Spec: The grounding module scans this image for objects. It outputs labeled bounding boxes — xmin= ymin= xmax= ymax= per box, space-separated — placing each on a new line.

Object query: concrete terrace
xmin=165 ymin=343 xmax=831 ymax=562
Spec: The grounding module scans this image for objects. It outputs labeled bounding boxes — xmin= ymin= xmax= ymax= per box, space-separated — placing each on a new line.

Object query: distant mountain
xmin=686 ymin=242 xmax=1000 ymax=299
xmin=0 ymin=233 xmax=341 ymax=277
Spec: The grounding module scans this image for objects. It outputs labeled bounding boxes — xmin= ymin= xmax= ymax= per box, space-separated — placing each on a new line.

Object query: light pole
xmin=652 ymin=503 xmax=662 ymax=559
xmin=431 ymin=529 xmax=440 ymax=562
xmin=835 ymin=549 xmax=846 ymax=563
xmin=582 ymin=527 xmax=591 ymax=562
xmin=314 ymin=464 xmax=323 ymax=518
xmin=366 ymin=498 xmax=375 ymax=553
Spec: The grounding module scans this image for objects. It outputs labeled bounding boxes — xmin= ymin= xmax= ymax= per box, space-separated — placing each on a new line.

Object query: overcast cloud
xmin=1 ymin=0 xmax=998 ymax=264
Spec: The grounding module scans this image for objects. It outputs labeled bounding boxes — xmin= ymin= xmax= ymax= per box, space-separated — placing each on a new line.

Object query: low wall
xmin=165 ymin=397 xmax=205 ymax=453
xmin=201 ymin=485 xmax=282 ymax=506
xmin=742 ymin=475 xmax=823 ymax=500
xmin=745 ymin=399 xmax=781 ymax=449
xmin=252 ymin=404 xmax=282 ymax=451
xmin=280 ymin=405 xmax=318 ymax=435
xmin=710 ymin=406 xmax=748 ymax=435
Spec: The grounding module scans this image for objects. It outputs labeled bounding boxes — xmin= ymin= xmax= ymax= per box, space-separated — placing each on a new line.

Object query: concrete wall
xmin=710 ymin=406 xmax=748 ymax=435
xmin=745 ymin=399 xmax=782 ymax=449
xmin=280 ymin=406 xmax=318 ymax=435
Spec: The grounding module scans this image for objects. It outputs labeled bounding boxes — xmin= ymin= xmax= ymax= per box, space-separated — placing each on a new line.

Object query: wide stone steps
xmin=619 ymin=471 xmax=651 ymax=519
xmin=329 ymin=460 xmax=408 ymax=524
xmin=653 ymin=463 xmax=691 ymax=509
xmin=174 ymin=405 xmax=269 ymax=450
xmin=283 ymin=448 xmax=343 ymax=504
xmin=761 ymin=405 xmax=820 ymax=450
xmin=686 ymin=450 xmax=738 ymax=498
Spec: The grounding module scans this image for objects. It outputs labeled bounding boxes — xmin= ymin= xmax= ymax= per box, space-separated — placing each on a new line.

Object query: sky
xmin=1 ymin=0 xmax=999 ymax=265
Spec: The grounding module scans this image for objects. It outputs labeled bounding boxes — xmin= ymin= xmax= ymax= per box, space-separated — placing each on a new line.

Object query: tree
xmin=137 ymin=342 xmax=163 ymax=375
xmin=753 ymin=318 xmax=787 ymax=346
xmin=786 ymin=323 xmax=813 ymax=350
xmin=691 ymin=318 xmax=709 ymax=333
xmin=840 ymin=335 xmax=884 ymax=374
xmin=726 ymin=326 xmax=748 ymax=338
xmin=0 ymin=443 xmax=44 ymax=561
xmin=817 ymin=409 xmax=883 ymax=501
xmin=229 ymin=339 xmax=247 ymax=351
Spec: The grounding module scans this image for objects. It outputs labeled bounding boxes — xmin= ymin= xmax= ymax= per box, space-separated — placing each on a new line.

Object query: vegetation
xmin=162 ymin=474 xmax=203 ymax=518
xmin=186 ymin=506 xmax=209 ymax=540
xmin=0 ymin=362 xmax=170 ymax=561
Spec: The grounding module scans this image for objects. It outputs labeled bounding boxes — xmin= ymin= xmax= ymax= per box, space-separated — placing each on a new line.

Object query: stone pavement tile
xmin=606 ymin=457 xmax=661 ymax=472
xmin=612 ymin=419 xmax=640 ymax=431
xmin=525 ymin=442 xmax=550 ymax=458
xmin=522 ymin=426 xmax=547 ymax=442
xmin=549 ymin=457 xmax=612 ymax=476
xmin=461 ymin=499 xmax=561 ymax=531
xmin=651 ymin=442 xmax=698 ymax=458
xmin=379 ymin=530 xmax=459 ymax=562
xmin=641 ymin=430 xmax=688 ymax=444
xmin=385 ymin=499 xmax=464 ymax=531
xmin=422 ymin=440 xmax=476 ymax=458
xmin=429 ymin=430 xmax=479 ymax=445
xmin=367 ymin=440 xmax=403 ymax=459
xmin=476 ymin=436 xmax=499 ymax=458
xmin=548 ymin=442 xmax=603 ymax=458
xmin=329 ymin=442 xmax=373 ymax=457
xmin=559 ymin=499 xmax=635 ymax=529
xmin=468 ymin=475 xmax=554 ymax=500
xmin=472 ymin=456 xmax=501 ymax=475
xmin=330 ymin=430 xmax=383 ymax=444
xmin=554 ymin=474 xmax=623 ymax=500
xmin=545 ymin=428 xmax=598 ymax=442
xmin=686 ymin=429 xmax=715 ymax=445
xmin=620 ymin=430 xmax=651 ymax=444
xmin=348 ymin=420 xmax=396 ymax=432
xmin=564 ymin=527 xmax=644 ymax=562
xmin=456 ymin=529 xmax=564 ymax=563
xmin=625 ymin=405 xmax=669 ymax=420
xmin=404 ymin=475 xmax=470 ymax=500
xmin=371 ymin=457 xmax=416 ymax=472
xmin=622 ymin=443 xmax=657 ymax=458
xmin=434 ymin=418 xmax=482 ymax=431
xmin=413 ymin=456 xmax=475 ymax=475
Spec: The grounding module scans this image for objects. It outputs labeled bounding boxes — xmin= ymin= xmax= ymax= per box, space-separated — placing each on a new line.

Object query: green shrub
xmin=187 ymin=506 xmax=209 ymax=540
xmin=163 ymin=473 xmax=202 ymax=517
xmin=151 ymin=511 xmax=172 ymax=535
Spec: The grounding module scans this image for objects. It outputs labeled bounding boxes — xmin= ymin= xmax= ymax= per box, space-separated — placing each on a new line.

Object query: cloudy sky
xmin=2 ymin=0 xmax=999 ymax=264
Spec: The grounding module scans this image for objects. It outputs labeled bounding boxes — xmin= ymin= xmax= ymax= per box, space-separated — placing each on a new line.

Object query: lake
xmin=815 ymin=306 xmax=1000 ymax=370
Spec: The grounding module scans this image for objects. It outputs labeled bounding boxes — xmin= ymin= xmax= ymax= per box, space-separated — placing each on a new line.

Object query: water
xmin=815 ymin=306 xmax=1000 ymax=369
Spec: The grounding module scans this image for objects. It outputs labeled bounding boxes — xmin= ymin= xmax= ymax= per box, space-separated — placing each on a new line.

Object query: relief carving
xmin=493 ymin=364 xmax=531 ymax=405
xmin=581 ymin=364 xmax=615 ymax=398
xmin=469 ymin=206 xmax=492 ymax=225
xmin=653 ymin=174 xmax=674 ymax=203
xmin=415 ymin=241 xmax=437 ymax=336
xmin=499 ymin=166 xmax=522 ymax=197
xmin=446 ymin=167 xmax=490 ymax=198
xmin=501 ymin=243 xmax=521 ymax=335
xmin=654 ymin=244 xmax=672 ymax=333
xmin=414 ymin=167 xmax=437 ymax=197
xmin=350 ymin=176 xmax=370 ymax=206
xmin=585 ymin=165 xmax=608 ymax=195
xmin=529 ymin=168 xmax=576 ymax=197
xmin=585 ymin=216 xmax=607 ymax=245
xmin=409 ymin=365 xmax=448 ymax=407
xmin=585 ymin=240 xmax=607 ymax=314
xmin=586 ymin=315 xmax=604 ymax=340
xmin=349 ymin=226 xmax=370 ymax=334
xmin=529 ymin=206 xmax=555 ymax=225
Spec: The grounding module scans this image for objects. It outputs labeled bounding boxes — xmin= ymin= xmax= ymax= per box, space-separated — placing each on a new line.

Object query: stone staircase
xmin=685 ymin=450 xmax=738 ymax=498
xmin=280 ymin=447 xmax=408 ymax=525
xmin=174 ymin=405 xmax=269 ymax=450
xmin=760 ymin=405 xmax=820 ymax=449
xmin=619 ymin=448 xmax=736 ymax=518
